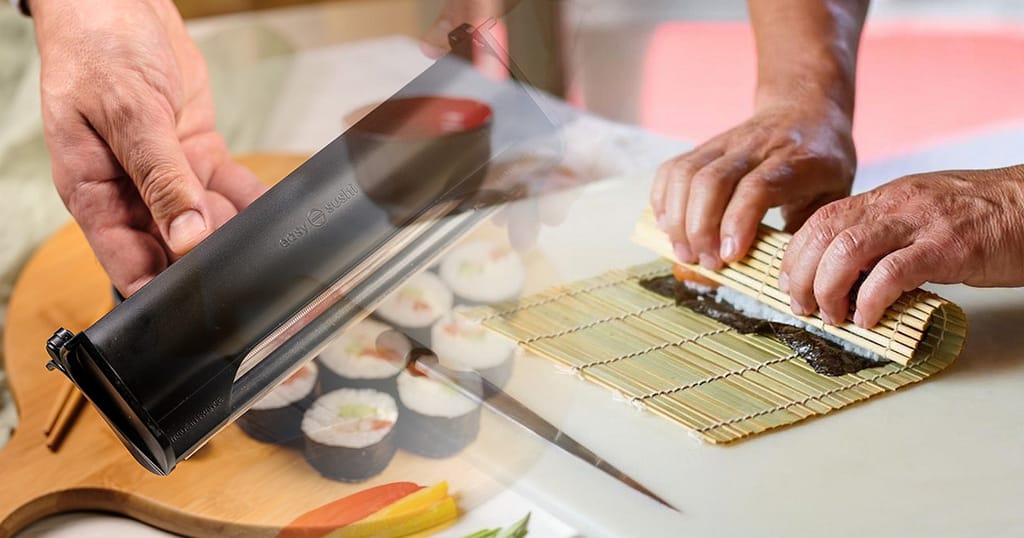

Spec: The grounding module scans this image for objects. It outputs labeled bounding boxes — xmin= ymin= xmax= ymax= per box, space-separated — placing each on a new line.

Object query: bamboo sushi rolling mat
xmin=461 ymin=211 xmax=967 ymax=444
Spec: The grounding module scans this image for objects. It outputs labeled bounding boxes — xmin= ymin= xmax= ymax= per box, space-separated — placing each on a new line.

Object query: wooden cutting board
xmin=0 ymin=154 xmax=522 ymax=537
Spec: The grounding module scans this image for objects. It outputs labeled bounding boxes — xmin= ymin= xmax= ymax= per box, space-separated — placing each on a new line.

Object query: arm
xmin=651 ymin=0 xmax=869 ymax=269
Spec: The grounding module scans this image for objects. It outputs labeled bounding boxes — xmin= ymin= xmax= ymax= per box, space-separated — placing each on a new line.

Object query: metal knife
xmin=409 ymin=349 xmax=679 ymax=512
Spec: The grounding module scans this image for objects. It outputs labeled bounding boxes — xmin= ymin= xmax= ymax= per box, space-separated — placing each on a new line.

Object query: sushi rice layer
xmin=440 ymin=240 xmax=525 ymax=304
xmin=251 ymin=362 xmax=319 ymax=411
xmin=303 ymin=389 xmax=398 ymax=448
xmin=319 ymin=318 xmax=410 ymax=379
xmin=431 ymin=310 xmax=514 ymax=371
xmin=397 ymin=370 xmax=478 ymax=418
xmin=375 ymin=271 xmax=453 ymax=330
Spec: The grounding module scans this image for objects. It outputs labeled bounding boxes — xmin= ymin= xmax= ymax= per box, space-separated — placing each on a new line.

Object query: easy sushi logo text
xmin=279 ymin=183 xmax=361 ymax=249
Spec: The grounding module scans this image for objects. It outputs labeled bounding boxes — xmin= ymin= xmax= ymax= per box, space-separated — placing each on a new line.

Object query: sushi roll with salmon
xmin=236 ymin=362 xmax=319 ymax=445
xmin=439 ymin=241 xmax=525 ymax=306
xmin=317 ymin=319 xmax=411 ymax=395
xmin=395 ymin=366 xmax=481 ymax=458
xmin=302 ymin=388 xmax=398 ymax=482
xmin=374 ymin=271 xmax=453 ymax=345
xmin=431 ymin=310 xmax=515 ymax=395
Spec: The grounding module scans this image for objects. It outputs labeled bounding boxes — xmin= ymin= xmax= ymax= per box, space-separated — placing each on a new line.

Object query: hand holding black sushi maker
xmin=44 ymin=23 xmax=558 ymax=476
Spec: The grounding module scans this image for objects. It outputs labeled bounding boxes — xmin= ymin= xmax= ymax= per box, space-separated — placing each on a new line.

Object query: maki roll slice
xmin=317 ymin=319 xmax=411 ymax=395
xmin=236 ymin=361 xmax=319 ymax=445
xmin=395 ymin=366 xmax=481 ymax=458
xmin=374 ymin=271 xmax=453 ymax=345
xmin=302 ymin=388 xmax=399 ymax=482
xmin=439 ymin=241 xmax=525 ymax=305
xmin=431 ymin=310 xmax=515 ymax=395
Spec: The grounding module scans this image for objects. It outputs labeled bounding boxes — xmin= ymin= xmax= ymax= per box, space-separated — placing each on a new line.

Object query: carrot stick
xmin=278 ymin=482 xmax=423 ymax=538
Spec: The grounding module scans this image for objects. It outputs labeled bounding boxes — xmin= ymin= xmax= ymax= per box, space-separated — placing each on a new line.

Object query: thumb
xmin=96 ymin=100 xmax=212 ymax=256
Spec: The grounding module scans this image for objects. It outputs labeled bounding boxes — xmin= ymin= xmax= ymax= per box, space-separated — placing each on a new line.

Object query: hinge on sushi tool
xmin=45 ymin=327 xmax=75 ymax=374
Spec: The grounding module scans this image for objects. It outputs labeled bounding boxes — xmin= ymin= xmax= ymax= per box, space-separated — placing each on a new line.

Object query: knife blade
xmin=409 ymin=348 xmax=679 ymax=512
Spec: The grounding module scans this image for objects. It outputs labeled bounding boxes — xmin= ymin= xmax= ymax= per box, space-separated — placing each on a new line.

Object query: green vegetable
xmin=458 ymin=529 xmax=499 ymax=538
xmin=458 ymin=512 xmax=530 ymax=538
xmin=496 ymin=513 xmax=530 ymax=538
xmin=337 ymin=404 xmax=377 ymax=419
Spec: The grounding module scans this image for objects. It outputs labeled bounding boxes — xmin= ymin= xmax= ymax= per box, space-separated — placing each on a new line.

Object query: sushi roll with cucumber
xmin=317 ymin=319 xmax=411 ymax=395
xmin=431 ymin=310 xmax=515 ymax=395
xmin=302 ymin=388 xmax=399 ymax=482
xmin=395 ymin=366 xmax=481 ymax=458
xmin=236 ymin=361 xmax=319 ymax=445
xmin=439 ymin=241 xmax=525 ymax=305
xmin=374 ymin=271 xmax=453 ymax=345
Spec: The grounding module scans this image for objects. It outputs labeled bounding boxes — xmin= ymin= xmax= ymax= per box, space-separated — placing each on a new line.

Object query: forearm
xmin=748 ymin=0 xmax=869 ymax=116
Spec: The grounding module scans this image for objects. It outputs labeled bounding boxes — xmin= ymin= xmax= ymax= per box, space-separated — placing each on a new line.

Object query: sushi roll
xmin=236 ymin=362 xmax=319 ymax=445
xmin=395 ymin=367 xmax=481 ymax=458
xmin=318 ymin=319 xmax=411 ymax=395
xmin=302 ymin=388 xmax=399 ymax=482
xmin=431 ymin=310 xmax=515 ymax=395
xmin=374 ymin=271 xmax=453 ymax=345
xmin=439 ymin=241 xmax=525 ymax=305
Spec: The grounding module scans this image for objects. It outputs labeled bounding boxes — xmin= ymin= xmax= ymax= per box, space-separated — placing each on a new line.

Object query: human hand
xmin=33 ymin=0 xmax=266 ymax=296
xmin=780 ymin=167 xmax=1024 ymax=328
xmin=650 ymin=98 xmax=856 ymax=270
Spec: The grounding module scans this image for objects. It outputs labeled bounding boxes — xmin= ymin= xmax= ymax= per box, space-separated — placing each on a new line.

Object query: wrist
xmin=755 ymin=69 xmax=855 ymax=118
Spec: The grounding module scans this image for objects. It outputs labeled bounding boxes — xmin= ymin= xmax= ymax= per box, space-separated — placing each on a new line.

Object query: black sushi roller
xmin=44 ymin=23 xmax=558 ymax=476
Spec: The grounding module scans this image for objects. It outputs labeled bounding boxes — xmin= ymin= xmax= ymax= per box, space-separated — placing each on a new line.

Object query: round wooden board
xmin=0 ymin=154 xmax=519 ymax=537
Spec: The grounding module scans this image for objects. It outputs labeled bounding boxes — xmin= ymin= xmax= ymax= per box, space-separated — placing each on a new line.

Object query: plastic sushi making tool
xmin=38 ymin=22 xmax=674 ymax=511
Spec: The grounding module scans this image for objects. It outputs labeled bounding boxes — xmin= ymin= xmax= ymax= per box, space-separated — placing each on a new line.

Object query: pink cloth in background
xmin=640 ymin=20 xmax=1024 ymax=163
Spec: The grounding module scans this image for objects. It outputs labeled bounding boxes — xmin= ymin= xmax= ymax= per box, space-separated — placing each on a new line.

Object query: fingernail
xmin=658 ymin=214 xmax=669 ymax=232
xmin=674 ymin=243 xmax=693 ymax=263
xmin=699 ymin=253 xmax=720 ymax=270
xmin=778 ymin=272 xmax=790 ymax=293
xmin=169 ymin=210 xmax=207 ymax=252
xmin=790 ymin=299 xmax=807 ymax=316
xmin=853 ymin=311 xmax=865 ymax=327
xmin=822 ymin=312 xmax=836 ymax=325
xmin=720 ymin=236 xmax=737 ymax=261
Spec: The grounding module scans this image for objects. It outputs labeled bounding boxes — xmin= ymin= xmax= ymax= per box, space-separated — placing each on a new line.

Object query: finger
xmin=506 ymin=198 xmax=541 ymax=251
xmin=781 ymin=192 xmax=841 ymax=234
xmin=854 ymin=244 xmax=935 ymax=328
xmin=717 ymin=158 xmax=782 ymax=264
xmin=662 ymin=148 xmax=722 ymax=263
xmin=208 ymin=160 xmax=268 ymax=211
xmin=650 ymin=160 xmax=672 ymax=224
xmin=812 ymin=220 xmax=914 ymax=325
xmin=90 ymin=90 xmax=212 ymax=257
xmin=685 ymin=153 xmax=756 ymax=269
xmin=67 ymin=178 xmax=169 ymax=297
xmin=182 ymin=131 xmax=268 ymax=211
xmin=537 ymin=187 xmax=578 ymax=227
xmin=781 ymin=198 xmax=869 ymax=316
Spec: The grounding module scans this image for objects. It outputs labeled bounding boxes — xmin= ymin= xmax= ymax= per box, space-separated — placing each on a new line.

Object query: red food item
xmin=278 ymin=482 xmax=423 ymax=538
xmin=673 ymin=264 xmax=719 ymax=288
xmin=283 ymin=366 xmax=311 ymax=385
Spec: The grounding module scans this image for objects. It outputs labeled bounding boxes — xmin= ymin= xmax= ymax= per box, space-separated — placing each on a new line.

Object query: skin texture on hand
xmin=33 ymin=0 xmax=266 ymax=296
xmin=780 ymin=166 xmax=1024 ymax=328
xmin=651 ymin=0 xmax=868 ymax=270
xmin=651 ymin=100 xmax=856 ymax=269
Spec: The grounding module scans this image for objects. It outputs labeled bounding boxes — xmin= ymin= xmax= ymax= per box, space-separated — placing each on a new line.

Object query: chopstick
xmin=42 ymin=382 xmax=74 ymax=436
xmin=44 ymin=383 xmax=85 ymax=452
